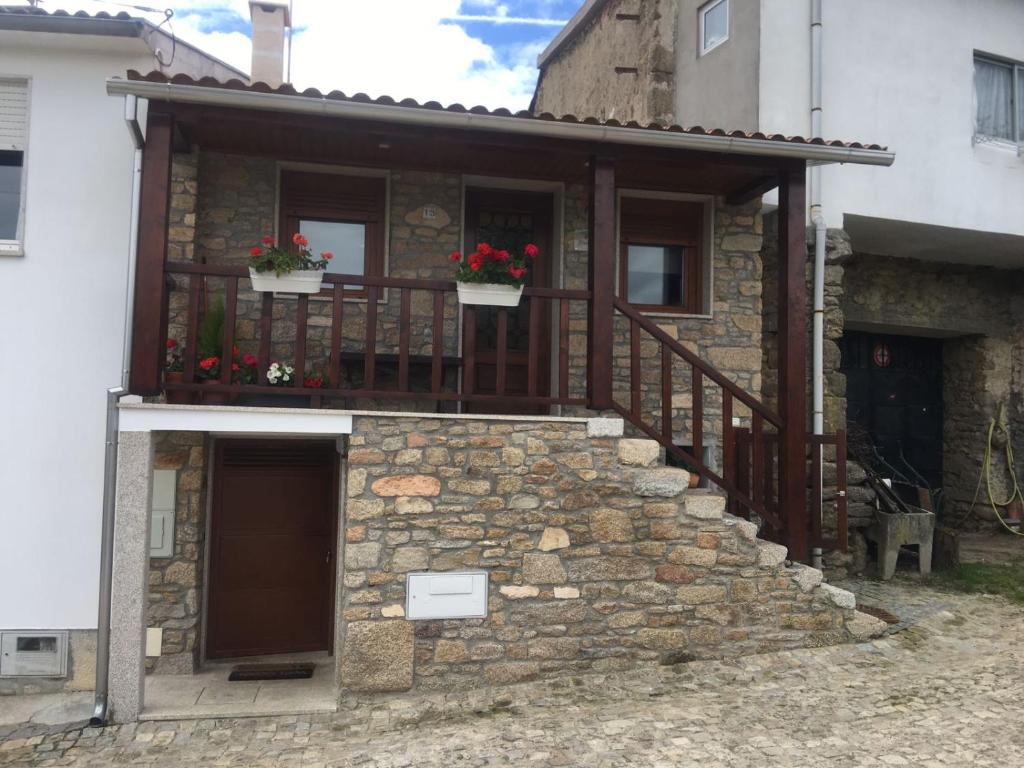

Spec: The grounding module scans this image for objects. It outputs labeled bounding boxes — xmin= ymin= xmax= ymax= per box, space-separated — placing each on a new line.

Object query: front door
xmin=840 ymin=331 xmax=944 ymax=489
xmin=463 ymin=188 xmax=554 ymax=413
xmin=207 ymin=439 xmax=337 ymax=659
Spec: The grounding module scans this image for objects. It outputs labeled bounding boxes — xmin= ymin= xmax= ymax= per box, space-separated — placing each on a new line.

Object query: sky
xmin=30 ymin=0 xmax=582 ymax=109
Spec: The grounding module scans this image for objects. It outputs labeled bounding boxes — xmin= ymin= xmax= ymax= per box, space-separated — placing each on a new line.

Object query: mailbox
xmin=405 ymin=571 xmax=488 ymax=620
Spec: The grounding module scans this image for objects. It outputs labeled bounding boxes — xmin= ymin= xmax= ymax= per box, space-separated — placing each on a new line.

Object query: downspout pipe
xmin=810 ymin=0 xmax=825 ymax=570
xmin=92 ymin=93 xmax=145 ymax=727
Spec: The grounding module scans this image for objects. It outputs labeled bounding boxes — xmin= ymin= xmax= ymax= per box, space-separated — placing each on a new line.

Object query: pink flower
xmin=477 ymin=242 xmax=493 ymax=258
xmin=320 ymin=251 xmax=334 ymax=261
xmin=508 ymin=265 xmax=527 ymax=279
xmin=524 ymin=243 xmax=539 ymax=259
xmin=494 ymin=249 xmax=510 ymax=262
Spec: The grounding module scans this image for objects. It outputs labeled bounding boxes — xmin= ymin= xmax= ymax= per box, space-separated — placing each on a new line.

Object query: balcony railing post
xmin=128 ymin=109 xmax=174 ymax=395
xmin=778 ymin=165 xmax=809 ymax=562
xmin=588 ymin=155 xmax=615 ymax=410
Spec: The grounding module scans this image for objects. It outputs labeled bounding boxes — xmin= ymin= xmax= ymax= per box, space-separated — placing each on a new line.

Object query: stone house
xmin=96 ymin=2 xmax=892 ymax=723
xmin=533 ymin=0 xmax=1024 ymax=559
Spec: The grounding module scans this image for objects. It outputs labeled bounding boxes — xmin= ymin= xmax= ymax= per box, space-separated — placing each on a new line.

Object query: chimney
xmin=249 ymin=0 xmax=291 ymax=86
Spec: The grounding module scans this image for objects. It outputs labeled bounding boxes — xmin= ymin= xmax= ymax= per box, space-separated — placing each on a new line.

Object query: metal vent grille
xmin=220 ymin=440 xmax=336 ymax=468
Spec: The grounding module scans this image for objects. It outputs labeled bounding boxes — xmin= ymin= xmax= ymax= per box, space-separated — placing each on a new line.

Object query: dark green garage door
xmin=840 ymin=331 xmax=943 ymax=489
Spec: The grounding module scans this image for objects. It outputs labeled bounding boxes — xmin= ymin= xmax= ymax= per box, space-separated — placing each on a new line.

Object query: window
xmin=0 ymin=78 xmax=28 ymax=252
xmin=279 ymin=170 xmax=386 ymax=295
xmin=974 ymin=54 xmax=1023 ymax=147
xmin=619 ymin=197 xmax=705 ymax=314
xmin=699 ymin=0 xmax=729 ymax=56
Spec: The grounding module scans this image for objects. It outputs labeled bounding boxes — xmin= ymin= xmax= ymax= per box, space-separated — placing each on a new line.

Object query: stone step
xmin=617 ymin=438 xmax=662 ymax=467
xmin=680 ymin=491 xmax=726 ymax=520
xmin=631 ymin=467 xmax=691 ymax=497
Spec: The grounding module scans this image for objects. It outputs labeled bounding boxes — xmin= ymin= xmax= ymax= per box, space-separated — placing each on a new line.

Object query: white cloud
xmin=32 ymin=0 xmax=550 ymax=109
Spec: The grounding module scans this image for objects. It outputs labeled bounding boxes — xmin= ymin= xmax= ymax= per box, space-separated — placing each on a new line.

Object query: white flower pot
xmin=249 ymin=268 xmax=324 ymax=294
xmin=456 ymin=282 xmax=524 ymax=306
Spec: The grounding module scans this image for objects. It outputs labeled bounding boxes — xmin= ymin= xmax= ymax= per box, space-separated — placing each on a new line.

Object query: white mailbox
xmin=405 ymin=571 xmax=488 ymax=620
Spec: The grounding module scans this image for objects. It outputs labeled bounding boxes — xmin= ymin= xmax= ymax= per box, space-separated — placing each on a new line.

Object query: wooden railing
xmin=611 ymin=297 xmax=847 ymax=551
xmin=160 ymin=262 xmax=589 ymax=409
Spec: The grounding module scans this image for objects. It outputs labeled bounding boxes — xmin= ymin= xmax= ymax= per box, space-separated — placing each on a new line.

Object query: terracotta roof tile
xmin=125 ymin=70 xmax=888 ymax=152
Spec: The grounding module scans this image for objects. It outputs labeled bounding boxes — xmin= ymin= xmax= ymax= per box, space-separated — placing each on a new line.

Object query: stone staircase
xmin=613 ymin=437 xmax=886 ymax=647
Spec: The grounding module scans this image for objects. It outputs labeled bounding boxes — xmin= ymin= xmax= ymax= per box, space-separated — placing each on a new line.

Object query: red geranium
xmin=243 ymin=353 xmax=258 ymax=366
xmin=321 ymin=251 xmax=333 ymax=261
xmin=261 ymin=235 xmax=276 ymax=246
xmin=250 ymin=233 xmax=331 ymax=276
xmin=249 ymin=246 xmax=262 ymax=257
xmin=166 ymin=338 xmax=178 ymax=349
xmin=304 ymin=376 xmax=324 ymax=389
xmin=453 ymin=240 xmax=538 ymax=288
xmin=198 ymin=356 xmax=219 ymax=371
xmin=292 ymin=232 xmax=309 ymax=248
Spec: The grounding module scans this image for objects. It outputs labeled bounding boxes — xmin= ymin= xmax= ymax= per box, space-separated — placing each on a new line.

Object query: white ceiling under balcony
xmin=844 ymin=214 xmax=1024 ymax=268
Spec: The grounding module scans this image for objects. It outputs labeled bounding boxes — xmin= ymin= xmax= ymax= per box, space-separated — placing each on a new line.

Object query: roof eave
xmin=0 ymin=12 xmax=144 ymax=37
xmin=105 ymin=77 xmax=895 ymax=168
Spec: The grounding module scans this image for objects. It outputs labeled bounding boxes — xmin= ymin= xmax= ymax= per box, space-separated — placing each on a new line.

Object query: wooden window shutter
xmin=0 ymin=79 xmax=28 ymax=152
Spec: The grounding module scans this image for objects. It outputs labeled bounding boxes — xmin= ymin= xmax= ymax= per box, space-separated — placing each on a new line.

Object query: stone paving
xmin=2 ymin=578 xmax=1023 ymax=766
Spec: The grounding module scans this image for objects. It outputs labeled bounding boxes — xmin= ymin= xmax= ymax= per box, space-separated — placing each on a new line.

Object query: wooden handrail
xmin=163 ymin=262 xmax=591 ymax=299
xmin=613 ymin=296 xmax=782 ymax=428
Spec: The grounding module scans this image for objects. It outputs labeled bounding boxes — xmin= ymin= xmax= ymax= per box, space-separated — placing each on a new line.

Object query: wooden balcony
xmin=157 ymin=262 xmax=591 ymax=412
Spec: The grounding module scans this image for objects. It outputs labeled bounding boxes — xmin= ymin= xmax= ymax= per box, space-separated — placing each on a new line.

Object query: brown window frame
xmin=618 ymin=197 xmax=705 ymax=314
xmin=278 ymin=170 xmax=386 ymax=299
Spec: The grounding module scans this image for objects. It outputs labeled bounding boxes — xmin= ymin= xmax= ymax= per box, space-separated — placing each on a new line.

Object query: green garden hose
xmin=966 ymin=403 xmax=1024 ymax=536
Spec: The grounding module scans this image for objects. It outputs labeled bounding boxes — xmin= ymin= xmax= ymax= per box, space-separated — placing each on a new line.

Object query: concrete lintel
xmin=118 ymin=403 xmax=353 ymax=435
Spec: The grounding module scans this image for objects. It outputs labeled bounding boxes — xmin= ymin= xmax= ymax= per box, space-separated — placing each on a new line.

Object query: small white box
xmin=405 ymin=571 xmax=488 ymax=620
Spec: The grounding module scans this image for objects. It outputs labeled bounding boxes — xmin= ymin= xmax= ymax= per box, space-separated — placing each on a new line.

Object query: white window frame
xmin=973 ymin=52 xmax=1023 ymax=153
xmin=698 ymin=0 xmax=729 ymax=57
xmin=0 ymin=75 xmax=30 ymax=256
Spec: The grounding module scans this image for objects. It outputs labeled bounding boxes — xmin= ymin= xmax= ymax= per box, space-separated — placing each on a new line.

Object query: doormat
xmin=856 ymin=603 xmax=901 ymax=625
xmin=228 ymin=663 xmax=316 ymax=682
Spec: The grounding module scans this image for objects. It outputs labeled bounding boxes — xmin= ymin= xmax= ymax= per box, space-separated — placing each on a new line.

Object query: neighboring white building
xmin=535 ymin=0 xmax=1024 ymax=543
xmin=0 ymin=6 xmax=242 ymax=693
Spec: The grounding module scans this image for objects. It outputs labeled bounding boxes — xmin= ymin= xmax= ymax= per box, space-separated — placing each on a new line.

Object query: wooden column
xmin=588 ymin=156 xmax=616 ymax=410
xmin=777 ymin=166 xmax=809 ymax=562
xmin=128 ymin=110 xmax=174 ymax=395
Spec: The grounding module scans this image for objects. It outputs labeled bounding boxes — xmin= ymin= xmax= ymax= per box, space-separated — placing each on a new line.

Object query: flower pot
xmin=200 ymin=380 xmax=234 ymax=405
xmin=456 ymin=282 xmax=524 ymax=307
xmin=164 ymin=371 xmax=195 ymax=405
xmin=249 ymin=267 xmax=324 ymax=294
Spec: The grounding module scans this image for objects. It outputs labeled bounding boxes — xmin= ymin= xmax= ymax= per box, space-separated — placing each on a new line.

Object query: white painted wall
xmin=0 ymin=31 xmax=232 ymax=631
xmin=760 ymin=0 xmax=1024 ymax=238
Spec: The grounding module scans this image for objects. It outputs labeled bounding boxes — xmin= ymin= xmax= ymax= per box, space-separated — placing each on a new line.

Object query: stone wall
xmin=147 ymin=431 xmax=208 ymax=674
xmin=842 ymin=254 xmax=1024 ymax=526
xmin=339 ymin=414 xmax=874 ymax=693
xmin=533 ymin=0 xmax=677 ymax=124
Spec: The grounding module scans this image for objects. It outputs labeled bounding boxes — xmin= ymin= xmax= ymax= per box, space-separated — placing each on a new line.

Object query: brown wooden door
xmin=463 ymin=188 xmax=554 ymax=414
xmin=207 ymin=439 xmax=337 ymax=659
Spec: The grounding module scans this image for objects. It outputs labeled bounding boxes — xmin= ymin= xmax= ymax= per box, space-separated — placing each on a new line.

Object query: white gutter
xmin=106 ymin=78 xmax=895 ymax=168
xmin=810 ymin=0 xmax=825 ymax=570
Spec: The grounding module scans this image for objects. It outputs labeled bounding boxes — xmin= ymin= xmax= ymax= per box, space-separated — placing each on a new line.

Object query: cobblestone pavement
xmin=2 ymin=578 xmax=1023 ymax=767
